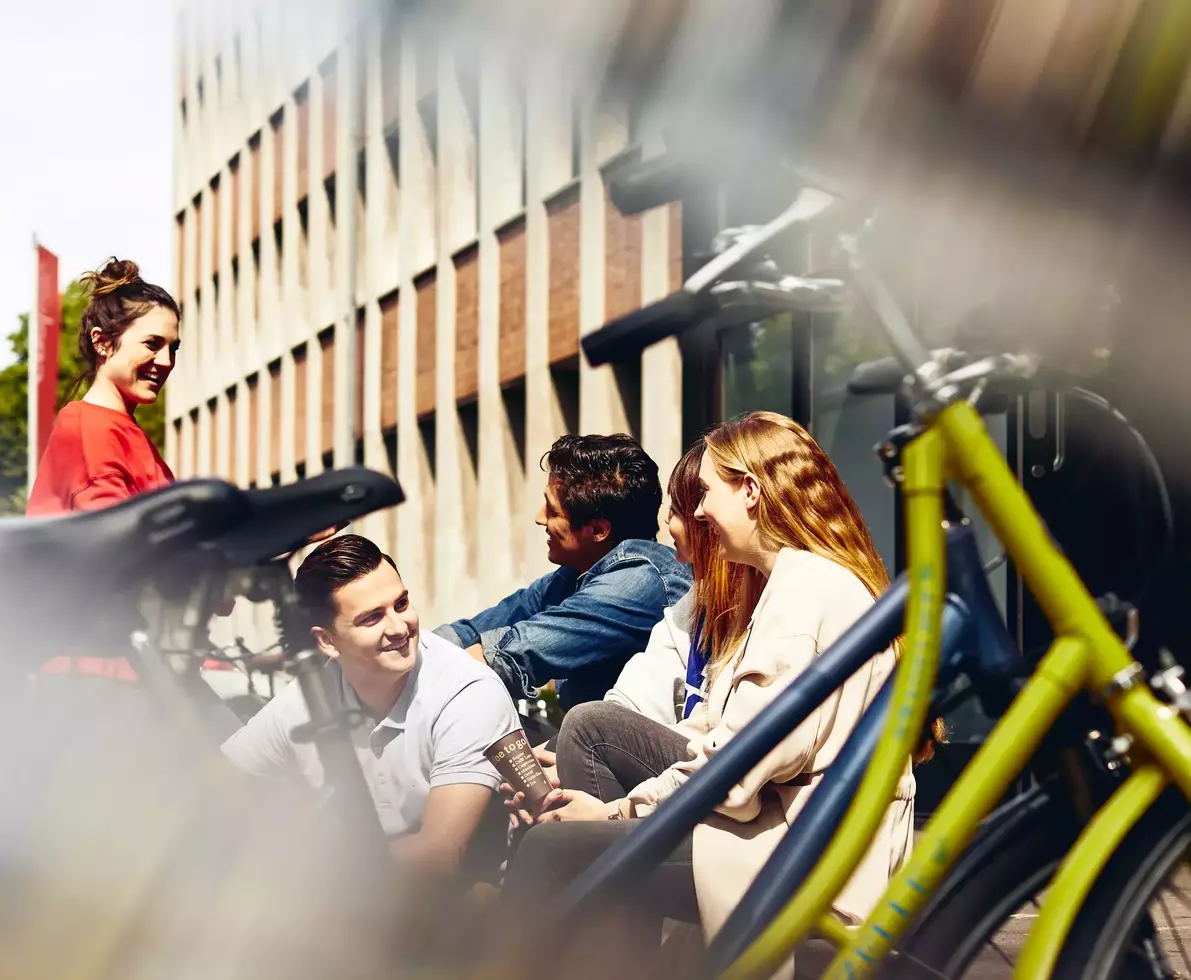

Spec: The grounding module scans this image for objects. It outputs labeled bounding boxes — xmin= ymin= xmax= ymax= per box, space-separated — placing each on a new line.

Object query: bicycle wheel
xmin=1050 ymin=786 xmax=1191 ymax=980
xmin=877 ymin=780 xmax=1083 ymax=980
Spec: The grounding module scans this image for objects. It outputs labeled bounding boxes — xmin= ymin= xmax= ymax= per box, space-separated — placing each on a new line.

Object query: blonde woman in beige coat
xmin=501 ymin=412 xmax=932 ymax=974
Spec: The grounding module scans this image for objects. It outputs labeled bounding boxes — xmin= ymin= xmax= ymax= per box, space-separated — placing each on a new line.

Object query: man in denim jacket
xmin=435 ymin=434 xmax=692 ymax=711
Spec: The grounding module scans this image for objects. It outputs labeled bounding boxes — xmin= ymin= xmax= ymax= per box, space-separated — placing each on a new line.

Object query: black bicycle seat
xmin=0 ymin=479 xmax=253 ymax=640
xmin=209 ymin=467 xmax=404 ymax=567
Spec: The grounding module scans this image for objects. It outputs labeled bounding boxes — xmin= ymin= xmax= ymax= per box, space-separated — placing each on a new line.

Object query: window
xmin=719 ymin=316 xmax=803 ymax=421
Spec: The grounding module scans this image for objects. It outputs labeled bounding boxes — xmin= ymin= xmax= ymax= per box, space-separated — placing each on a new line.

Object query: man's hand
xmin=500 ymin=762 xmax=562 ymax=830
xmin=464 ymin=642 xmax=485 ymax=664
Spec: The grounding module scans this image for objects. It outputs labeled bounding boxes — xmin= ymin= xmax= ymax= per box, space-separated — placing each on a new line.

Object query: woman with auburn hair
xmin=502 ymin=412 xmax=919 ymax=972
xmin=603 ymin=441 xmax=747 ymax=725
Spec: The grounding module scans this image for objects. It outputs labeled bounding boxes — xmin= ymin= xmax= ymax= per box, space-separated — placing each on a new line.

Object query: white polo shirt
xmin=221 ymin=631 xmax=519 ymax=836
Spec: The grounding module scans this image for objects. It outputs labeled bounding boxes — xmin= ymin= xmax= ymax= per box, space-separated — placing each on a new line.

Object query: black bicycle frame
xmin=547 ymin=521 xmax=1022 ymax=938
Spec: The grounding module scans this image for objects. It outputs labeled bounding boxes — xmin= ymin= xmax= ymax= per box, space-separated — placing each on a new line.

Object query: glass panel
xmin=719 ymin=314 xmax=798 ymax=420
xmin=808 ymin=309 xmax=898 ymax=575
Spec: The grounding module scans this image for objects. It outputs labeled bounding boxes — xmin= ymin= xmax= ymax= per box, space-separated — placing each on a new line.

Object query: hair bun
xmin=85 ymin=257 xmax=141 ymax=297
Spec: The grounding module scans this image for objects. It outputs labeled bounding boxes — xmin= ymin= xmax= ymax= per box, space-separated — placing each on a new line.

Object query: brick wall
xmin=415 ymin=269 xmax=437 ymax=417
xmin=293 ymin=344 xmax=308 ymax=467
xmin=547 ymin=184 xmax=580 ymax=363
xmin=227 ymin=387 xmax=238 ymax=483
xmin=605 ymin=180 xmax=642 ymax=322
xmin=454 ymin=243 xmax=480 ymax=402
xmin=268 ymin=359 xmax=281 ymax=476
xmin=247 ymin=373 xmax=259 ymax=484
xmin=272 ymin=110 xmax=285 ymax=223
xmin=319 ymin=327 xmax=335 ymax=456
xmin=207 ymin=397 xmax=218 ymax=474
xmin=498 ymin=215 xmax=527 ymax=384
xmin=355 ymin=308 xmax=366 ymax=440
xmin=249 ymin=134 xmax=261 ymax=241
xmin=380 ymin=290 xmax=399 ymax=429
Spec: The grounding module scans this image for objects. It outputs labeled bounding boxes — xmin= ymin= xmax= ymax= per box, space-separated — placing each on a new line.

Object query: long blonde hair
xmin=703 ymin=411 xmax=943 ymax=762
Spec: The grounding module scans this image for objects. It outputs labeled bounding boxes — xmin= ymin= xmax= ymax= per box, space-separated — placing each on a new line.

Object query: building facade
xmin=170 ymin=1 xmax=693 ymax=634
xmin=171 ymin=0 xmax=1191 ymax=646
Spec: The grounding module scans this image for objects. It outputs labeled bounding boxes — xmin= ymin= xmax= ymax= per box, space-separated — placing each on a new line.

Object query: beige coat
xmin=627 ymin=548 xmax=915 ymax=950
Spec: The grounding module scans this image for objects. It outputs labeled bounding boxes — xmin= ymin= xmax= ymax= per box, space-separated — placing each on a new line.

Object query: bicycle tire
xmin=874 ymin=781 xmax=1084 ymax=979
xmin=1049 ymin=786 xmax=1191 ymax=980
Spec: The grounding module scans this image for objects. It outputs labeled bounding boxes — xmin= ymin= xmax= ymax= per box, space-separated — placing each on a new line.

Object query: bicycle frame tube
xmin=722 ymin=429 xmax=949 ymax=980
xmin=822 ymin=635 xmax=1087 ymax=979
xmin=936 ymin=404 xmax=1130 ymax=692
xmin=709 ymin=599 xmax=972 ymax=974
xmin=1015 ymin=764 xmax=1169 ymax=978
xmin=939 ymin=402 xmax=1191 ymax=800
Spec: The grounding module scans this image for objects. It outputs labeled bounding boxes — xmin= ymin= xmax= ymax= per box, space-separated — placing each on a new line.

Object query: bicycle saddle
xmin=209 ymin=466 xmax=404 ymax=567
xmin=0 ymin=479 xmax=253 ymax=648
xmin=0 ymin=478 xmax=251 ymax=588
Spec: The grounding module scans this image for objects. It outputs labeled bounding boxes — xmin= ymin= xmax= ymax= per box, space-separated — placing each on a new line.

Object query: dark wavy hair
xmin=67 ymin=257 xmax=181 ymax=400
xmin=542 ymin=433 xmax=663 ymax=544
xmin=294 ymin=534 xmax=398 ymax=627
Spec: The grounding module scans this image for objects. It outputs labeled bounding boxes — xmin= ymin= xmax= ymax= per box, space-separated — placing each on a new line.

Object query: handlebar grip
xmin=582 ymin=291 xmax=714 ymax=367
xmin=846 ymin=356 xmax=909 ymax=396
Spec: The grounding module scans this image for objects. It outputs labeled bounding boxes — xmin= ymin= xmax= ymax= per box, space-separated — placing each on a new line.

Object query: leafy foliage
xmin=0 ymin=281 xmax=167 ymax=514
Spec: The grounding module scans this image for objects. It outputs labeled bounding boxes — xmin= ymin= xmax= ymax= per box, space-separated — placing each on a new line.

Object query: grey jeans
xmin=557 ymin=699 xmax=693 ymax=803
xmin=502 ymin=701 xmax=699 ymax=925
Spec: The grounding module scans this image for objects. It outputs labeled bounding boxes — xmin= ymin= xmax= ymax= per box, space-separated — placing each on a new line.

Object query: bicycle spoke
xmin=1156 ymin=876 xmax=1191 ymax=974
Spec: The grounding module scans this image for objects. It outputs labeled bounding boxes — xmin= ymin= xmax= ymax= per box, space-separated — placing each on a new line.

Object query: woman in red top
xmin=28 ymin=257 xmax=178 ymax=516
xmin=28 ymin=257 xmax=180 ymax=680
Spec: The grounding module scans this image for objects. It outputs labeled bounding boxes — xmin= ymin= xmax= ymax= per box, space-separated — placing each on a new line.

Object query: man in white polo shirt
xmin=222 ymin=534 xmax=519 ymax=877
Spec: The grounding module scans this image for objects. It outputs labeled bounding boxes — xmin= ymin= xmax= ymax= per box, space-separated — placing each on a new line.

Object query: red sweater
xmin=27 ymin=400 xmax=173 ymax=516
xmin=27 ymin=400 xmax=174 ymax=680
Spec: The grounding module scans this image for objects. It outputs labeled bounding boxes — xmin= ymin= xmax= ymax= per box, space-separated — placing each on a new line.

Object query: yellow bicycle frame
xmin=724 ymin=401 xmax=1191 ymax=980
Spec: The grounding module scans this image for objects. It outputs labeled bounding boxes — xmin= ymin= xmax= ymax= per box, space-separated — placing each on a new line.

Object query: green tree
xmin=0 ymin=281 xmax=167 ymax=514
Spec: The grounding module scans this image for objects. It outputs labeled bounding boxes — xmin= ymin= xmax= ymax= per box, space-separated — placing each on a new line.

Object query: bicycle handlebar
xmin=582 ymin=292 xmax=715 ymax=367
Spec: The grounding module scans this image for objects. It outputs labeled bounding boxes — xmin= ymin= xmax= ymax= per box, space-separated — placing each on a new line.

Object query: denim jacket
xmin=433 ymin=539 xmax=693 ymax=710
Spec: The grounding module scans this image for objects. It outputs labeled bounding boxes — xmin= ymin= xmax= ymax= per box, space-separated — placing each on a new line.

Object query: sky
xmin=0 ymin=0 xmax=174 ymax=369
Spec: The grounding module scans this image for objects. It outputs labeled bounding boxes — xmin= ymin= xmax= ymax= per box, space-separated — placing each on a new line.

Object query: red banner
xmin=35 ymin=245 xmax=60 ymax=462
